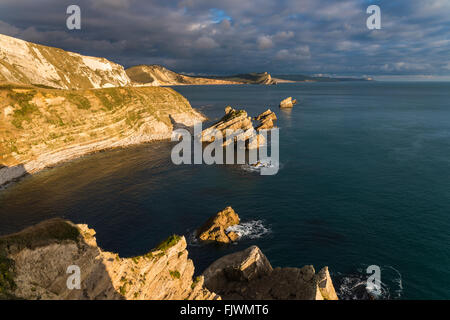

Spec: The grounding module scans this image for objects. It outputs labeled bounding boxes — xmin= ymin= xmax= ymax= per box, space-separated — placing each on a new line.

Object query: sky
xmin=0 ymin=0 xmax=450 ymax=79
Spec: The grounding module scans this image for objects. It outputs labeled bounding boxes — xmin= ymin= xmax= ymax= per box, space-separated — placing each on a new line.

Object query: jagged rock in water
xmin=279 ymin=97 xmax=297 ymax=108
xmin=255 ymin=118 xmax=274 ymax=131
xmin=196 ymin=207 xmax=240 ymax=243
xmin=0 ymin=219 xmax=219 ymax=300
xmin=201 ymin=107 xmax=266 ymax=150
xmin=202 ymin=246 xmax=339 ymax=300
xmin=255 ymin=109 xmax=277 ymax=131
xmin=255 ymin=109 xmax=277 ymax=121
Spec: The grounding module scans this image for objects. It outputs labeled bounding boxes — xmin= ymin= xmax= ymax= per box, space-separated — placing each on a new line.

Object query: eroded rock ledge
xmin=0 ymin=219 xmax=338 ymax=300
xmin=202 ymin=246 xmax=338 ymax=300
xmin=0 ymin=219 xmax=218 ymax=300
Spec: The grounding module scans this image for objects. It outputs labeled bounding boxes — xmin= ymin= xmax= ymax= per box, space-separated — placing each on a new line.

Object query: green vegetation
xmin=191 ymin=276 xmax=201 ymax=289
xmin=0 ymin=252 xmax=16 ymax=297
xmin=8 ymin=91 xmax=39 ymax=129
xmin=169 ymin=270 xmax=181 ymax=279
xmin=155 ymin=235 xmax=181 ymax=253
xmin=119 ymin=284 xmax=127 ymax=295
xmin=0 ymin=219 xmax=80 ymax=254
xmin=66 ymin=93 xmax=91 ymax=110
xmin=131 ymin=256 xmax=140 ymax=264
xmin=125 ymin=110 xmax=142 ymax=127
xmin=220 ymin=108 xmax=246 ymax=123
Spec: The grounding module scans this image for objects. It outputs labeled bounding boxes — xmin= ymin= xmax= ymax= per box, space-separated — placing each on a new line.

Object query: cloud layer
xmin=0 ymin=0 xmax=449 ymax=77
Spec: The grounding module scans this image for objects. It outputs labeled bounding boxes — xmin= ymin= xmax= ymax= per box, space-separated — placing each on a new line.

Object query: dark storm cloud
xmin=0 ymin=0 xmax=449 ymax=77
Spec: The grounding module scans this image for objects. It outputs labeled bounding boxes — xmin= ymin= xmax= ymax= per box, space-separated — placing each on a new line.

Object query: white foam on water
xmin=241 ymin=160 xmax=282 ymax=174
xmin=226 ymin=220 xmax=271 ymax=240
xmin=337 ymin=265 xmax=403 ymax=300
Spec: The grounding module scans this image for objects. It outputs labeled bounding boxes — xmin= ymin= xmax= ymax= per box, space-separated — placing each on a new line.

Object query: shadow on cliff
xmin=0 ymin=218 xmax=124 ymax=300
xmin=0 ymin=164 xmax=31 ymax=190
xmin=169 ymin=114 xmax=196 ymax=132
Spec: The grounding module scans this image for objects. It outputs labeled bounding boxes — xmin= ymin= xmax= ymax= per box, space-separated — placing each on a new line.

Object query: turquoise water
xmin=1 ymin=82 xmax=449 ymax=299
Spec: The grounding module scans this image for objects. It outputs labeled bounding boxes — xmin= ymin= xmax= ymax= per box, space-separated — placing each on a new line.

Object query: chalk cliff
xmin=0 ymin=34 xmax=131 ymax=90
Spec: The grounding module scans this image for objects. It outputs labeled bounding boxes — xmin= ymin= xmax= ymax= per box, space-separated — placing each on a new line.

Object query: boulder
xmin=196 ymin=207 xmax=240 ymax=243
xmin=279 ymin=97 xmax=297 ymax=108
xmin=202 ymin=245 xmax=339 ymax=300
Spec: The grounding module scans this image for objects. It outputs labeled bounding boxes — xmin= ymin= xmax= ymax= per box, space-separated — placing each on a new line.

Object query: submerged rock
xmin=202 ymin=246 xmax=338 ymax=300
xmin=279 ymin=97 xmax=297 ymax=108
xmin=196 ymin=207 xmax=240 ymax=243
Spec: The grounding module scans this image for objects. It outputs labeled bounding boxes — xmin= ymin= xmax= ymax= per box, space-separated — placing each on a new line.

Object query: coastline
xmin=0 ymin=85 xmax=206 ymax=189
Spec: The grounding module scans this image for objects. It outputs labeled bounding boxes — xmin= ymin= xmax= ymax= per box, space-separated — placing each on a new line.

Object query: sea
xmin=1 ymin=81 xmax=449 ymax=299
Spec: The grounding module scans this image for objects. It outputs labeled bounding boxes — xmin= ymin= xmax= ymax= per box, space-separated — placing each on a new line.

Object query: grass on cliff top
xmin=0 ymin=218 xmax=80 ymax=298
xmin=154 ymin=234 xmax=181 ymax=253
xmin=7 ymin=90 xmax=40 ymax=129
xmin=0 ymin=253 xmax=16 ymax=298
xmin=0 ymin=218 xmax=80 ymax=254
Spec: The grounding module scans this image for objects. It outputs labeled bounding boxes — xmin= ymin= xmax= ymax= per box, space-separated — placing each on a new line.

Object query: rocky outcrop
xmin=126 ymin=65 xmax=240 ymax=86
xmin=196 ymin=207 xmax=240 ymax=243
xmin=0 ymin=34 xmax=131 ymax=89
xmin=255 ymin=109 xmax=277 ymax=131
xmin=0 ymin=219 xmax=218 ymax=300
xmin=213 ymin=72 xmax=277 ymax=85
xmin=201 ymin=107 xmax=266 ymax=150
xmin=279 ymin=97 xmax=297 ymax=108
xmin=126 ymin=66 xmax=277 ymax=86
xmin=202 ymin=246 xmax=338 ymax=300
xmin=0 ymin=85 xmax=205 ymax=187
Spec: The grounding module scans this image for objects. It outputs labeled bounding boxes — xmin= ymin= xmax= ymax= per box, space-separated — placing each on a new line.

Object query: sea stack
xmin=255 ymin=109 xmax=277 ymax=131
xmin=196 ymin=207 xmax=240 ymax=243
xmin=279 ymin=97 xmax=297 ymax=108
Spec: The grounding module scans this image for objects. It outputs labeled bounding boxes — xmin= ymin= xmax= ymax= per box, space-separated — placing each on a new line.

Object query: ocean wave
xmin=186 ymin=220 xmax=270 ymax=246
xmin=226 ymin=220 xmax=271 ymax=240
xmin=241 ymin=160 xmax=282 ymax=174
xmin=337 ymin=265 xmax=403 ymax=300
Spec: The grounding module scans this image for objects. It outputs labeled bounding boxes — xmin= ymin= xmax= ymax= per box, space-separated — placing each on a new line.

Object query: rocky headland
xmin=0 ymin=219 xmax=338 ymax=300
xmin=0 ymin=219 xmax=218 ymax=300
xmin=126 ymin=65 xmax=240 ymax=86
xmin=202 ymin=246 xmax=338 ymax=300
xmin=0 ymin=85 xmax=204 ymax=187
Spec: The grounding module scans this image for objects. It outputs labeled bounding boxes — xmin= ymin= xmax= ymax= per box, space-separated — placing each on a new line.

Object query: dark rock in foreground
xmin=202 ymin=246 xmax=338 ymax=300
